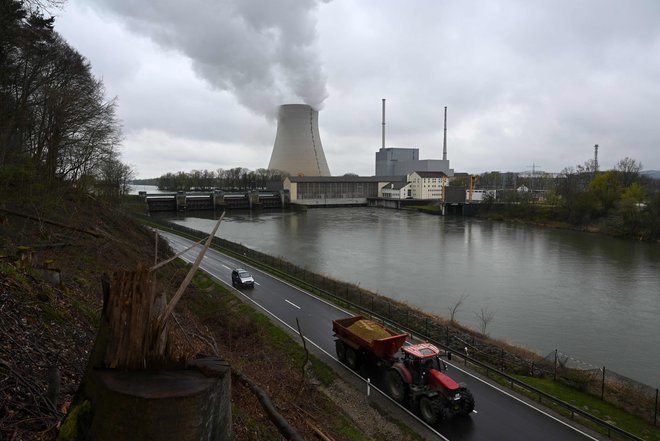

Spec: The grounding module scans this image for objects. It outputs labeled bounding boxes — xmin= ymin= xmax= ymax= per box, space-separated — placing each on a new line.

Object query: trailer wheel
xmin=385 ymin=368 xmax=407 ymax=403
xmin=345 ymin=347 xmax=359 ymax=370
xmin=458 ymin=388 xmax=475 ymax=415
xmin=335 ymin=340 xmax=346 ymax=363
xmin=419 ymin=395 xmax=445 ymax=426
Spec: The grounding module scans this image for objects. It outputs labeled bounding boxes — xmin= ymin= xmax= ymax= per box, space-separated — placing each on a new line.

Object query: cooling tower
xmin=268 ymin=104 xmax=331 ymax=176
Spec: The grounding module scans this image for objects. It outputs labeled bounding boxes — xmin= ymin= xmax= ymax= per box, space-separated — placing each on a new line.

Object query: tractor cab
xmin=402 ymin=343 xmax=449 ymax=384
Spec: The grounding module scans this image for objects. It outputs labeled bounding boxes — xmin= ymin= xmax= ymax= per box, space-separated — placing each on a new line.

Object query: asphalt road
xmin=159 ymin=230 xmax=604 ymax=441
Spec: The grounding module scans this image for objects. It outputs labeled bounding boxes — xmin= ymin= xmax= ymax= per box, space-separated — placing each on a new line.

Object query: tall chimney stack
xmin=442 ymin=106 xmax=448 ymax=161
xmin=268 ymin=104 xmax=331 ymax=176
xmin=382 ymin=98 xmax=386 ymax=149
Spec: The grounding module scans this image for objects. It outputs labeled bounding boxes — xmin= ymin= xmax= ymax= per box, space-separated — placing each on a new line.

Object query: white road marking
xmin=285 ymin=299 xmax=301 ymax=309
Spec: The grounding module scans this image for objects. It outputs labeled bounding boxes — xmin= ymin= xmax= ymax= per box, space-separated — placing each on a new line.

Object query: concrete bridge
xmin=139 ymin=191 xmax=285 ymax=212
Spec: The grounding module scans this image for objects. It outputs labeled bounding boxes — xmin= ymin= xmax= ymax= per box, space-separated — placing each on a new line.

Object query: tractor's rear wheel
xmin=385 ymin=368 xmax=407 ymax=403
xmin=345 ymin=347 xmax=359 ymax=370
xmin=458 ymin=388 xmax=475 ymax=415
xmin=419 ymin=395 xmax=444 ymax=426
xmin=335 ymin=340 xmax=346 ymax=363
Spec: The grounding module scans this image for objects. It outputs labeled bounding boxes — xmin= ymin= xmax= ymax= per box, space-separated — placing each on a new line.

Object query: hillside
xmin=0 ymin=187 xmax=415 ymax=441
xmin=641 ymin=169 xmax=660 ymax=180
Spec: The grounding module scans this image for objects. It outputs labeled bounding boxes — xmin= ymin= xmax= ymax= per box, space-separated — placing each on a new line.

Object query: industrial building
xmin=375 ymin=147 xmax=453 ymax=176
xmin=374 ymin=102 xmax=454 ymax=177
xmin=283 ymin=175 xmax=407 ymax=206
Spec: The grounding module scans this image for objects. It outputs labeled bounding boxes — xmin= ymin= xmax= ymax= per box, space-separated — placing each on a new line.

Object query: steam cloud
xmin=91 ymin=0 xmax=329 ymax=119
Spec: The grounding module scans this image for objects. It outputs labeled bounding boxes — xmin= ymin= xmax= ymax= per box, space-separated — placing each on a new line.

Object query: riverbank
xmin=405 ymin=200 xmax=659 ymax=242
xmin=468 ymin=202 xmax=659 ymax=242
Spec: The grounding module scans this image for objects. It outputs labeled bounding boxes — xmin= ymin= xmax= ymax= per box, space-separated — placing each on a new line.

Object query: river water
xmin=156 ymin=207 xmax=660 ymax=386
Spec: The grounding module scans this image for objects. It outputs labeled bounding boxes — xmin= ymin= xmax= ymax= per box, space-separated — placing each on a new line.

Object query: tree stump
xmin=88 ymin=358 xmax=231 ymax=441
xmin=59 ymin=263 xmax=232 ymax=441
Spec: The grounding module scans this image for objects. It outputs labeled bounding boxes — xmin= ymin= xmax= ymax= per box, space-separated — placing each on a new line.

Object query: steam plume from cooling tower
xmin=268 ymin=104 xmax=330 ymax=176
xmin=90 ymin=0 xmax=329 ymax=118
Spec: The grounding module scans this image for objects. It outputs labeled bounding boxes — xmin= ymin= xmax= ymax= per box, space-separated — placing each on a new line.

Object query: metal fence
xmin=157 ymin=219 xmax=657 ymax=439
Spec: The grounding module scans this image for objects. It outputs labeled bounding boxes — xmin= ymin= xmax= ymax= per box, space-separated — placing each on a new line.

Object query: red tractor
xmin=333 ymin=316 xmax=475 ymax=425
xmin=385 ymin=342 xmax=475 ymax=424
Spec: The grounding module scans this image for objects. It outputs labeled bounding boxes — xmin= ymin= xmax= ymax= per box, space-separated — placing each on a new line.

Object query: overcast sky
xmin=54 ymin=0 xmax=660 ymax=179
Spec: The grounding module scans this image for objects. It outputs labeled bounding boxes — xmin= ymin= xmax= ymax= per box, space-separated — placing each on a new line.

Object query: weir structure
xmin=268 ymin=104 xmax=331 ymax=177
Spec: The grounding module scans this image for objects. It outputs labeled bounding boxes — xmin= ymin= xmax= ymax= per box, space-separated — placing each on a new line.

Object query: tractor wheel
xmin=335 ymin=340 xmax=346 ymax=363
xmin=385 ymin=368 xmax=407 ymax=403
xmin=419 ymin=395 xmax=445 ymax=426
xmin=458 ymin=388 xmax=475 ymax=415
xmin=345 ymin=347 xmax=359 ymax=370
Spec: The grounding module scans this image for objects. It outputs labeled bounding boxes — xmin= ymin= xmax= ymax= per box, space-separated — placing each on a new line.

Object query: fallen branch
xmin=308 ymin=421 xmax=335 ymax=441
xmin=232 ymin=370 xmax=304 ymax=441
xmin=294 ymin=404 xmax=336 ymax=441
xmin=0 ymin=207 xmax=103 ymax=238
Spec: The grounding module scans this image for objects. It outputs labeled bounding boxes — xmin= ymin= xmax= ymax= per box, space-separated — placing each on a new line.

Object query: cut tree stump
xmin=88 ymin=358 xmax=231 ymax=441
xmin=59 ymin=220 xmax=232 ymax=441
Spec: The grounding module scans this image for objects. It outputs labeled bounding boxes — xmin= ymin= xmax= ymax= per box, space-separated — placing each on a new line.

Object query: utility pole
xmin=594 ymin=144 xmax=599 ymax=173
xmin=527 ymin=163 xmax=541 ymax=194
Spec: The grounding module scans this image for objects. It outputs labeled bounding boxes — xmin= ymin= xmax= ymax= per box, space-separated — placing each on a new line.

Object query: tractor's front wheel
xmin=385 ymin=368 xmax=407 ymax=403
xmin=419 ymin=395 xmax=445 ymax=426
xmin=458 ymin=388 xmax=475 ymax=415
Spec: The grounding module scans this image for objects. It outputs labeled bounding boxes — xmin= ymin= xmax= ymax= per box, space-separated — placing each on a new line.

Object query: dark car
xmin=231 ymin=268 xmax=254 ymax=288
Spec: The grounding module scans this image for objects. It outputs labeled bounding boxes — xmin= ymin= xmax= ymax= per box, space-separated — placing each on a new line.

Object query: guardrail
xmin=149 ymin=218 xmax=650 ymax=441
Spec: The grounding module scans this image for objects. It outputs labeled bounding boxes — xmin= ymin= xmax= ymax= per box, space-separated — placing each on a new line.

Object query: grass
xmin=512 ymin=375 xmax=660 ymax=441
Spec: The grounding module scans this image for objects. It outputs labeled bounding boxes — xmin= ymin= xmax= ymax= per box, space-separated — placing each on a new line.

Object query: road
xmin=160 ymin=231 xmax=604 ymax=441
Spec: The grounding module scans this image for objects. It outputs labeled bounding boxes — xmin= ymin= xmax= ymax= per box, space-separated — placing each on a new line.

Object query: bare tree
xmin=475 ymin=307 xmax=495 ymax=336
xmin=615 ymin=157 xmax=643 ymax=187
xmin=448 ymin=293 xmax=468 ymax=323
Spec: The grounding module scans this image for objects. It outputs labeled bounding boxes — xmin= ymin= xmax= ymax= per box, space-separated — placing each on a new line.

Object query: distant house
xmin=381 ymin=181 xmax=411 ymax=199
xmin=407 ymin=171 xmax=447 ymax=199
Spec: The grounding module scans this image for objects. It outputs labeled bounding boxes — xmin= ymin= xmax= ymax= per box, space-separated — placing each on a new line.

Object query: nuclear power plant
xmin=268 ymin=104 xmax=331 ymax=177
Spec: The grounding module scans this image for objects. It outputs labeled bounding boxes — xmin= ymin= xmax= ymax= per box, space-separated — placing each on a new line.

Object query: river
xmin=154 ymin=206 xmax=660 ymax=387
